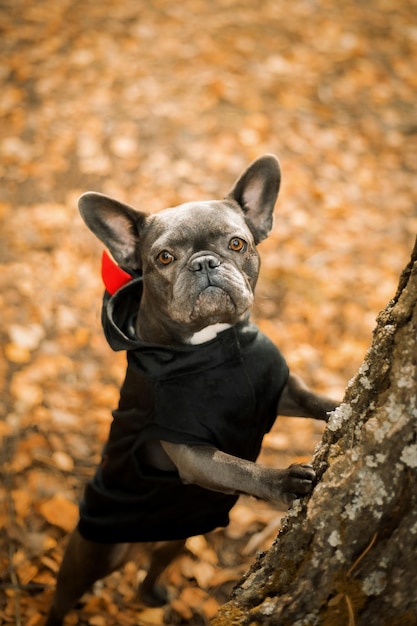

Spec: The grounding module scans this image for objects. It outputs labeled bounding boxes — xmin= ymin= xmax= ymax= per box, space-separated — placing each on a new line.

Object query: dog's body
xmin=46 ymin=155 xmax=338 ymax=626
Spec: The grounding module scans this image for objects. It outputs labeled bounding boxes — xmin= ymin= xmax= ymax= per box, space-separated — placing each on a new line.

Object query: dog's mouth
xmin=189 ymin=286 xmax=248 ymax=324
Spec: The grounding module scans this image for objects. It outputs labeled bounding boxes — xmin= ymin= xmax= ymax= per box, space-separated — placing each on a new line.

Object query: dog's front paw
xmin=282 ymin=463 xmax=316 ymax=504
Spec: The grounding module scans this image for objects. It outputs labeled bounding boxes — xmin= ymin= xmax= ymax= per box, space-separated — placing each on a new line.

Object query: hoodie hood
xmin=102 ymin=273 xmax=267 ymax=381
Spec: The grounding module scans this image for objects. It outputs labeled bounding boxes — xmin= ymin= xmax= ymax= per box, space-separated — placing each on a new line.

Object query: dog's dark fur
xmin=46 ymin=155 xmax=338 ymax=626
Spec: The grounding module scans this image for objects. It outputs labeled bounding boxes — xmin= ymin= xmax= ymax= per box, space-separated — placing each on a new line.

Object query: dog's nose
xmin=189 ymin=253 xmax=221 ymax=272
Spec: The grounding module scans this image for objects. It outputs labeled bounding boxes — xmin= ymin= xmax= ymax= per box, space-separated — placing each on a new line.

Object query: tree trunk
xmin=213 ymin=237 xmax=417 ymax=626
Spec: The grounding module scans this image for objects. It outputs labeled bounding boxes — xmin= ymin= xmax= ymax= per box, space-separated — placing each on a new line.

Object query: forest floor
xmin=0 ymin=0 xmax=416 ymax=624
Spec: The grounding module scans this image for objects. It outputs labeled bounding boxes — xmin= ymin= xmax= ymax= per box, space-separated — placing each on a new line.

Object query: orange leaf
xmin=38 ymin=494 xmax=78 ymax=532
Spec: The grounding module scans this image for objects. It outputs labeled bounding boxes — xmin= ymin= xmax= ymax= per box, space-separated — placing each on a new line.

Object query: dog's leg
xmin=138 ymin=539 xmax=186 ymax=606
xmin=278 ymin=374 xmax=339 ymax=421
xmin=161 ymin=441 xmax=315 ymax=505
xmin=46 ymin=529 xmax=131 ymax=626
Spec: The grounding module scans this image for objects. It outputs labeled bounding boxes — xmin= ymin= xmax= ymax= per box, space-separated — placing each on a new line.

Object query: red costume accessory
xmin=101 ymin=250 xmax=133 ymax=295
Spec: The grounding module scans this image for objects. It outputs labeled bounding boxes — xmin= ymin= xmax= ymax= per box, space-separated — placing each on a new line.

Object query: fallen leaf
xmin=8 ymin=323 xmax=45 ymax=351
xmin=202 ymin=596 xmax=220 ymax=618
xmin=192 ymin=561 xmax=216 ymax=589
xmin=88 ymin=616 xmax=107 ymax=626
xmin=135 ymin=607 xmax=165 ymax=625
xmin=4 ymin=343 xmax=31 ymax=363
xmin=51 ymin=451 xmax=75 ymax=472
xmin=11 ymin=489 xmax=32 ymax=518
xmin=38 ymin=494 xmax=78 ymax=532
xmin=169 ymin=598 xmax=193 ymax=621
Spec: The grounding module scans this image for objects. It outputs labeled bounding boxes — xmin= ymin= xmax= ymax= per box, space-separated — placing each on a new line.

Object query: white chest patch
xmin=188 ymin=323 xmax=232 ymax=345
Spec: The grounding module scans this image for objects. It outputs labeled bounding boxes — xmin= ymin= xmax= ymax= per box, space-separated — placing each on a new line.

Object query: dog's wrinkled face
xmin=139 ymin=201 xmax=260 ymax=329
xmin=79 ymin=154 xmax=281 ymax=344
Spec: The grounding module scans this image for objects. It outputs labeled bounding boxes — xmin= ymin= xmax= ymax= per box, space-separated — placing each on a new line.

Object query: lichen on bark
xmin=213 ymin=237 xmax=417 ymax=626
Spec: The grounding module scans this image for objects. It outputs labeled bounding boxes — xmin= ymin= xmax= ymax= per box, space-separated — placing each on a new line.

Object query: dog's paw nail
xmin=288 ymin=463 xmax=316 ymax=480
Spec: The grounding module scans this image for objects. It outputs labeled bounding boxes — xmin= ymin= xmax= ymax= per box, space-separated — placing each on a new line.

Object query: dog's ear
xmin=78 ymin=192 xmax=147 ymax=269
xmin=226 ymin=154 xmax=280 ymax=243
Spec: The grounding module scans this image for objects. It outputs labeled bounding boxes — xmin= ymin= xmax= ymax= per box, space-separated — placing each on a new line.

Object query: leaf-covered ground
xmin=0 ymin=0 xmax=416 ymax=624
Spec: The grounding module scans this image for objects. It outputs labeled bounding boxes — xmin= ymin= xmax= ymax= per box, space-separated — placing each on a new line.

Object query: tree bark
xmin=213 ymin=237 xmax=417 ymax=626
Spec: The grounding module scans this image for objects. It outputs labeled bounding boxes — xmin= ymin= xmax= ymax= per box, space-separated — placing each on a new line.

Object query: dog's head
xmin=79 ymin=154 xmax=280 ymax=344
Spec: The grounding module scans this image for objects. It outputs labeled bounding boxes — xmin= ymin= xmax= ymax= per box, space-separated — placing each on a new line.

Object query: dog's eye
xmin=157 ymin=250 xmax=175 ymax=266
xmin=229 ymin=237 xmax=247 ymax=252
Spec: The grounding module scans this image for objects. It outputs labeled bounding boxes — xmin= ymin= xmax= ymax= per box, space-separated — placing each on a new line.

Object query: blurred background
xmin=1 ymin=0 xmax=416 ymax=624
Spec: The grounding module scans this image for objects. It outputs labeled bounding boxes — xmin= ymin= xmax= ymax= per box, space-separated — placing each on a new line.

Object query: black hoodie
xmin=78 ymin=275 xmax=289 ymax=543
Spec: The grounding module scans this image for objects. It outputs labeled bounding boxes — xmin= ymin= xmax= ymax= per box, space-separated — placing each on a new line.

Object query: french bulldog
xmin=46 ymin=154 xmax=338 ymax=626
